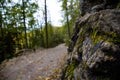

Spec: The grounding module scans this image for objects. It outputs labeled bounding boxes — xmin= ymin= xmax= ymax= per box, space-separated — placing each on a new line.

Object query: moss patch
xmin=89 ymin=21 xmax=120 ymax=46
xmin=90 ymin=22 xmax=104 ymax=45
xmin=64 ymin=60 xmax=78 ymax=80
xmin=105 ymin=32 xmax=120 ymax=45
xmin=75 ymin=24 xmax=90 ymax=50
xmin=117 ymin=3 xmax=120 ymax=9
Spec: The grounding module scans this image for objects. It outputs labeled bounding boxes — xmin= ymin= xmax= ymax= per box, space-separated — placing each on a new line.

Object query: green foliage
xmin=27 ymin=23 xmax=66 ymax=49
xmin=59 ymin=0 xmax=80 ymax=40
xmin=41 ymin=24 xmax=65 ymax=48
xmin=61 ymin=0 xmax=80 ymax=21
xmin=0 ymin=29 xmax=16 ymax=63
xmin=0 ymin=0 xmax=67 ymax=63
xmin=28 ymin=29 xmax=43 ymax=49
xmin=0 ymin=0 xmax=39 ymax=63
xmin=62 ymin=23 xmax=73 ymax=46
xmin=51 ymin=27 xmax=65 ymax=46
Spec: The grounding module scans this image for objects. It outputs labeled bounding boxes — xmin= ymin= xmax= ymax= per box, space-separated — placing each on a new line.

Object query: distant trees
xmin=58 ymin=0 xmax=80 ymax=45
xmin=0 ymin=0 xmax=39 ymax=62
xmin=59 ymin=0 xmax=80 ymax=36
xmin=22 ymin=0 xmax=28 ymax=48
xmin=25 ymin=23 xmax=65 ymax=49
xmin=65 ymin=0 xmax=71 ymax=38
xmin=0 ymin=10 xmax=3 ymax=37
xmin=0 ymin=0 xmax=66 ymax=63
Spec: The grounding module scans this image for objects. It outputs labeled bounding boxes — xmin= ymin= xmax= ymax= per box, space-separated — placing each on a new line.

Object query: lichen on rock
xmin=60 ymin=9 xmax=120 ymax=80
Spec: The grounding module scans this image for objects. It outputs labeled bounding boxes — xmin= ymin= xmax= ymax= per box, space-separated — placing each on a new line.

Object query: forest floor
xmin=0 ymin=44 xmax=67 ymax=80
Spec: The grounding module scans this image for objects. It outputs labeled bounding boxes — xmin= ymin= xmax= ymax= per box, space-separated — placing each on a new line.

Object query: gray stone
xmin=61 ymin=9 xmax=120 ymax=80
xmin=80 ymin=0 xmax=120 ymax=15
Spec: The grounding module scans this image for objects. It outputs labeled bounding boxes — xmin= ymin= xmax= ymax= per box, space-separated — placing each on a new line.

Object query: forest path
xmin=0 ymin=44 xmax=67 ymax=80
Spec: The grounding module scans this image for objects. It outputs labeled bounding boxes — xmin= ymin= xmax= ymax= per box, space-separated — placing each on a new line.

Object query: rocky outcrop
xmin=61 ymin=9 xmax=120 ymax=80
xmin=80 ymin=0 xmax=120 ymax=15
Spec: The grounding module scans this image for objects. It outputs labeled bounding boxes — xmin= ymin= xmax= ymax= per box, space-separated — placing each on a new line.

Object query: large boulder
xmin=80 ymin=0 xmax=120 ymax=15
xmin=61 ymin=9 xmax=120 ymax=80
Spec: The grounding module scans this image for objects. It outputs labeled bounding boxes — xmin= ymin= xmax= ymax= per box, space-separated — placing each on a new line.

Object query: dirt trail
xmin=0 ymin=44 xmax=67 ymax=80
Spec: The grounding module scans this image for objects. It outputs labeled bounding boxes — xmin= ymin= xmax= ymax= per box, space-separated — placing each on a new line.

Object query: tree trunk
xmin=22 ymin=0 xmax=28 ymax=48
xmin=44 ymin=0 xmax=48 ymax=48
xmin=0 ymin=10 xmax=3 ymax=37
xmin=66 ymin=1 xmax=71 ymax=38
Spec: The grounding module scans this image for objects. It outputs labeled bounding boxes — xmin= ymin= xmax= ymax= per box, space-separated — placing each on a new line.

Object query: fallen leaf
xmin=38 ymin=61 xmax=43 ymax=64
xmin=38 ymin=76 xmax=42 ymax=79
xmin=16 ymin=78 xmax=21 ymax=80
xmin=45 ymin=77 xmax=50 ymax=80
xmin=38 ymin=67 xmax=43 ymax=71
xmin=19 ymin=71 xmax=23 ymax=74
xmin=29 ymin=61 xmax=34 ymax=63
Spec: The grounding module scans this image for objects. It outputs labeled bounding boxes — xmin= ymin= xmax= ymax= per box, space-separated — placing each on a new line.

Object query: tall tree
xmin=0 ymin=0 xmax=4 ymax=37
xmin=44 ymin=0 xmax=48 ymax=48
xmin=65 ymin=0 xmax=71 ymax=38
xmin=22 ymin=0 xmax=28 ymax=48
xmin=60 ymin=0 xmax=80 ymax=35
xmin=0 ymin=0 xmax=39 ymax=62
xmin=0 ymin=10 xmax=3 ymax=37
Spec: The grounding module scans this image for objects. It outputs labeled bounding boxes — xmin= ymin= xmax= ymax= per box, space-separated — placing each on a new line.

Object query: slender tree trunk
xmin=0 ymin=11 xmax=3 ymax=37
xmin=66 ymin=1 xmax=71 ymax=38
xmin=0 ymin=4 xmax=4 ymax=38
xmin=22 ymin=0 xmax=28 ymax=48
xmin=44 ymin=0 xmax=48 ymax=48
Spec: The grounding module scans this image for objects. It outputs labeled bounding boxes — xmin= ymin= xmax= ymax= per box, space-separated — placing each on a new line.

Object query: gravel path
xmin=0 ymin=44 xmax=67 ymax=80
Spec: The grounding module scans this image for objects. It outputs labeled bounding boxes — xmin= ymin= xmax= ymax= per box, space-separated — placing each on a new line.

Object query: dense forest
xmin=0 ymin=0 xmax=81 ymax=63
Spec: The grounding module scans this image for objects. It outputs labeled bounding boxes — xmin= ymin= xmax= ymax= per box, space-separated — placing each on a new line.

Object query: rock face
xmin=80 ymin=0 xmax=120 ymax=15
xmin=61 ymin=9 xmax=120 ymax=80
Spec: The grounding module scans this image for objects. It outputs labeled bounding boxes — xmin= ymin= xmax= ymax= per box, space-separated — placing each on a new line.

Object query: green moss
xmin=116 ymin=3 xmax=120 ymax=9
xmin=76 ymin=24 xmax=89 ymax=49
xmin=81 ymin=61 xmax=88 ymax=69
xmin=90 ymin=21 xmax=120 ymax=46
xmin=90 ymin=22 xmax=104 ymax=45
xmin=91 ymin=30 xmax=120 ymax=46
xmin=105 ymin=31 xmax=120 ymax=45
xmin=65 ymin=61 xmax=78 ymax=80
